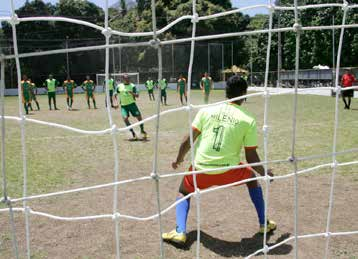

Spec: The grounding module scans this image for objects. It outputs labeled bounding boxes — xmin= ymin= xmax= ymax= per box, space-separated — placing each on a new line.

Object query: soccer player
xmin=43 ymin=74 xmax=59 ymax=110
xmin=158 ymin=78 xmax=168 ymax=105
xmin=104 ymin=75 xmax=116 ymax=108
xmin=114 ymin=74 xmax=147 ymax=140
xmin=28 ymin=78 xmax=40 ymax=111
xmin=200 ymin=72 xmax=214 ymax=104
xmin=63 ymin=76 xmax=76 ymax=110
xmin=145 ymin=77 xmax=155 ymax=101
xmin=21 ymin=75 xmax=31 ymax=115
xmin=177 ymin=74 xmax=187 ymax=105
xmin=81 ymin=75 xmax=97 ymax=109
xmin=341 ymin=69 xmax=356 ymax=109
xmin=162 ymin=75 xmax=276 ymax=244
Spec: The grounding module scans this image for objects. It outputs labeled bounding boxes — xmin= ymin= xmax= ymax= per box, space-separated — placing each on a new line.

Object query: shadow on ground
xmin=165 ymin=230 xmax=292 ymax=257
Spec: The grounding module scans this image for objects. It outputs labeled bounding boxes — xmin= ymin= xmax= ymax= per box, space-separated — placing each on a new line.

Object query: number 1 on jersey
xmin=212 ymin=126 xmax=224 ymax=151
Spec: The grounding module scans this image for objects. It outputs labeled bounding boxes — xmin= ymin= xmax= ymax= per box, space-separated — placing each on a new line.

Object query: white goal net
xmin=1 ymin=0 xmax=358 ymax=259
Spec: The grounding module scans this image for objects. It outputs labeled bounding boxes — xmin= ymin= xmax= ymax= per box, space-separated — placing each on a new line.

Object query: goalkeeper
xmin=162 ymin=75 xmax=276 ymax=244
xmin=114 ymin=74 xmax=147 ymax=140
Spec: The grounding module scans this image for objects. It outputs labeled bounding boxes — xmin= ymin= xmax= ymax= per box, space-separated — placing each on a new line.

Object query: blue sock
xmin=175 ymin=197 xmax=190 ymax=233
xmin=249 ymin=186 xmax=265 ymax=225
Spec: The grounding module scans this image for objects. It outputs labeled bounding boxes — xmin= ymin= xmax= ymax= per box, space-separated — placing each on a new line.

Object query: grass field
xmin=1 ymin=89 xmax=358 ymax=258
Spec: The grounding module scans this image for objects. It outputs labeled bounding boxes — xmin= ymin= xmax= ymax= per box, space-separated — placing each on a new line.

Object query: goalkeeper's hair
xmin=225 ymin=75 xmax=248 ymax=99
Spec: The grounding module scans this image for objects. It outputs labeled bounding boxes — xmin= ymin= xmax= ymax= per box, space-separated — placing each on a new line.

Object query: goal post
xmin=96 ymin=72 xmax=140 ymax=91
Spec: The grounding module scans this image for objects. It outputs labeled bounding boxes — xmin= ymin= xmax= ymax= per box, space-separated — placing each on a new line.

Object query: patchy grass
xmin=1 ymin=90 xmax=357 ymax=198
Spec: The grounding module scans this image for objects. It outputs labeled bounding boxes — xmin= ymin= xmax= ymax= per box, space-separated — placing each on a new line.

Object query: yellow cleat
xmin=259 ymin=219 xmax=277 ymax=234
xmin=162 ymin=229 xmax=187 ymax=244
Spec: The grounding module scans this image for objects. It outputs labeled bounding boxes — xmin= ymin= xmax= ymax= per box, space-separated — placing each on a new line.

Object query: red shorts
xmin=183 ymin=163 xmax=254 ymax=193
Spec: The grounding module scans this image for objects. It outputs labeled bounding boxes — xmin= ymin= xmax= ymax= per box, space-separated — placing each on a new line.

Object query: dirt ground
xmin=2 ymin=173 xmax=358 ymax=259
xmin=1 ymin=91 xmax=358 ymax=258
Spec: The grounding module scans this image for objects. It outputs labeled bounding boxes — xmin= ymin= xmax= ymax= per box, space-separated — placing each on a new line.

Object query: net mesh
xmin=1 ymin=0 xmax=358 ymax=259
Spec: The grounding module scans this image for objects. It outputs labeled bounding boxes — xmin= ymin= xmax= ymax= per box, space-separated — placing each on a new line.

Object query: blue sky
xmin=0 ymin=0 xmax=268 ymax=16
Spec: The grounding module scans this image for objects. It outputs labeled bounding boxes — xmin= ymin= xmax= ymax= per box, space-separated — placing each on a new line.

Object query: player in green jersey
xmin=158 ymin=78 xmax=168 ymax=105
xmin=63 ymin=76 xmax=77 ymax=110
xmin=28 ymin=78 xmax=40 ymax=111
xmin=81 ymin=75 xmax=97 ymax=109
xmin=200 ymin=72 xmax=214 ymax=104
xmin=104 ymin=75 xmax=116 ymax=108
xmin=114 ymin=74 xmax=147 ymax=140
xmin=43 ymin=74 xmax=59 ymax=110
xmin=162 ymin=75 xmax=276 ymax=244
xmin=177 ymin=74 xmax=187 ymax=105
xmin=145 ymin=77 xmax=155 ymax=101
xmin=21 ymin=75 xmax=31 ymax=115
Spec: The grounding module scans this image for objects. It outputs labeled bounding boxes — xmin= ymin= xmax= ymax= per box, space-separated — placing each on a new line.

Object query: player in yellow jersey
xmin=43 ymin=74 xmax=60 ymax=110
xmin=162 ymin=75 xmax=276 ymax=244
xmin=63 ymin=76 xmax=77 ymax=110
xmin=114 ymin=74 xmax=147 ymax=140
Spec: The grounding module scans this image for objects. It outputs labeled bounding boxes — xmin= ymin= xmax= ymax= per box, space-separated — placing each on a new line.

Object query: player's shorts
xmin=342 ymin=89 xmax=354 ymax=97
xmin=148 ymin=89 xmax=154 ymax=94
xmin=109 ymin=89 xmax=113 ymax=97
xmin=22 ymin=93 xmax=30 ymax=103
xmin=183 ymin=163 xmax=254 ymax=193
xmin=204 ymin=89 xmax=211 ymax=94
xmin=48 ymin=92 xmax=56 ymax=98
xmin=179 ymin=89 xmax=186 ymax=96
xmin=86 ymin=92 xmax=94 ymax=99
xmin=161 ymin=89 xmax=167 ymax=97
xmin=121 ymin=103 xmax=141 ymax=118
xmin=66 ymin=91 xmax=74 ymax=98
xmin=30 ymin=93 xmax=37 ymax=101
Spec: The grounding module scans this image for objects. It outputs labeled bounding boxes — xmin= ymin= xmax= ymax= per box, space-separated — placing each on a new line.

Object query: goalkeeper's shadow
xmin=165 ymin=230 xmax=292 ymax=257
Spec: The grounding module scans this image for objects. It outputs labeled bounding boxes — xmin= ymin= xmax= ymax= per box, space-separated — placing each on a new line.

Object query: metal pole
xmin=231 ymin=41 xmax=234 ymax=68
xmin=118 ymin=37 xmax=122 ymax=73
xmin=208 ymin=43 xmax=210 ymax=74
xmin=332 ymin=15 xmax=335 ymax=88
xmin=66 ymin=36 xmax=70 ymax=78
xmin=277 ymin=2 xmax=282 ymax=88
xmin=171 ymin=43 xmax=174 ymax=78
xmin=221 ymin=43 xmax=224 ymax=80
xmin=250 ymin=35 xmax=253 ymax=86
xmin=112 ymin=39 xmax=116 ymax=73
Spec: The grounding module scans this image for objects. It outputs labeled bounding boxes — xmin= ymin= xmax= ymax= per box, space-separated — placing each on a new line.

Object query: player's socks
xmin=249 ymin=186 xmax=265 ymax=225
xmin=24 ymin=104 xmax=28 ymax=114
xmin=87 ymin=100 xmax=90 ymax=109
xmin=140 ymin=124 xmax=145 ymax=133
xmin=35 ymin=101 xmax=40 ymax=110
xmin=93 ymin=100 xmax=97 ymax=109
xmin=66 ymin=98 xmax=69 ymax=107
xmin=175 ymin=197 xmax=190 ymax=233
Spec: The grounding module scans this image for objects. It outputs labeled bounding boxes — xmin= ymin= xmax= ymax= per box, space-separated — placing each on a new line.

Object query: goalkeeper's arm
xmin=172 ymin=129 xmax=201 ymax=169
xmin=245 ymin=148 xmax=273 ymax=178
